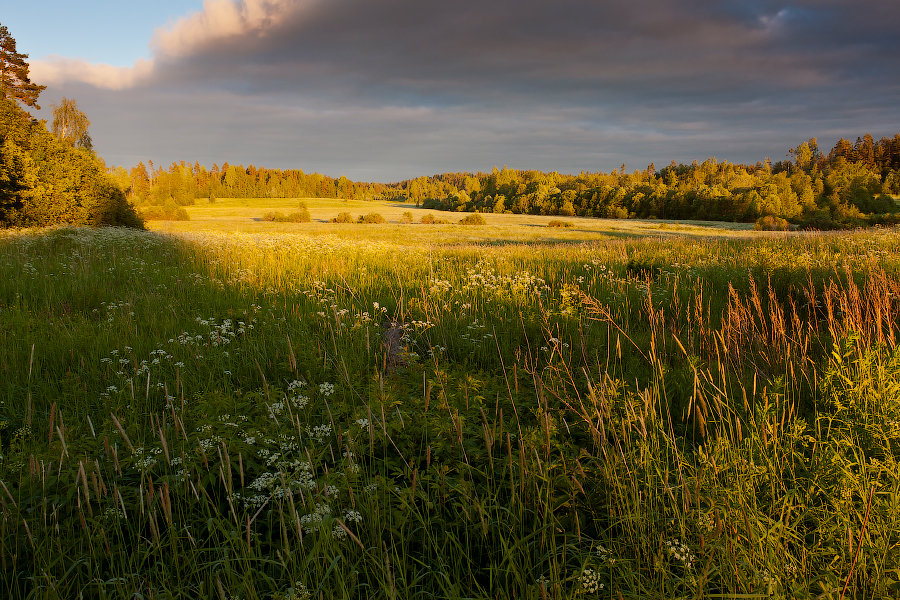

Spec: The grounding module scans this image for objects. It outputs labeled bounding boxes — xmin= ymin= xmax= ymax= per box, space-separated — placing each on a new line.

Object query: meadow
xmin=2 ymin=198 xmax=900 ymax=599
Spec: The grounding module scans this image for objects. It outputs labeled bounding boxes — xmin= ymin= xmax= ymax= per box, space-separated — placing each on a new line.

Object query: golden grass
xmin=147 ymin=197 xmax=759 ymax=244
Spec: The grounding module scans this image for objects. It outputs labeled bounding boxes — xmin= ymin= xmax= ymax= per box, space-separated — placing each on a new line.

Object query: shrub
xmin=141 ymin=202 xmax=190 ymax=221
xmin=548 ymin=220 xmax=574 ymax=228
xmin=458 ymin=213 xmax=486 ymax=225
xmin=263 ymin=210 xmax=310 ymax=223
xmin=400 ymin=211 xmax=414 ymax=224
xmin=420 ymin=213 xmax=435 ymax=224
xmin=754 ymin=215 xmax=791 ymax=231
xmin=295 ymin=201 xmax=312 ymax=222
xmin=358 ymin=213 xmax=386 ymax=224
xmin=330 ymin=212 xmax=354 ymax=223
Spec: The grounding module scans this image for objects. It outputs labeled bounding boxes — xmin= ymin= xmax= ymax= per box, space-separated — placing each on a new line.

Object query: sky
xmin=4 ymin=0 xmax=900 ymax=182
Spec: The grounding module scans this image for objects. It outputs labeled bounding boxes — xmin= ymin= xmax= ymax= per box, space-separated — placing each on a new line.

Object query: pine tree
xmin=0 ymin=24 xmax=46 ymax=109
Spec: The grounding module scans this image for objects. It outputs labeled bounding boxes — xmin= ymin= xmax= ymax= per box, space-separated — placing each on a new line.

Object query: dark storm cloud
xmin=33 ymin=0 xmax=900 ymax=179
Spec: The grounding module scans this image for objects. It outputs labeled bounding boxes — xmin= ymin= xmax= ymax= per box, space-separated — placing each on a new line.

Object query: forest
xmin=115 ymin=135 xmax=900 ymax=230
xmin=412 ymin=136 xmax=900 ymax=229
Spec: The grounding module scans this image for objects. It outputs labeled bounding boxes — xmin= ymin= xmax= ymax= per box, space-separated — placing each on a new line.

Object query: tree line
xmin=110 ymin=161 xmax=395 ymax=209
xmin=411 ymin=136 xmax=900 ymax=229
xmin=112 ymin=134 xmax=900 ymax=231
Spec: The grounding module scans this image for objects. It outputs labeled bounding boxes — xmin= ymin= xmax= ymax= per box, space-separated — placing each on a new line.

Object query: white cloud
xmin=31 ymin=57 xmax=154 ymax=90
xmin=151 ymin=0 xmax=302 ymax=58
xmin=32 ymin=0 xmax=303 ymax=90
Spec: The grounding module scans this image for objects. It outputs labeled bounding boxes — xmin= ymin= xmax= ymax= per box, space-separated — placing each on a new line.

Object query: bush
xmin=141 ymin=201 xmax=190 ymax=221
xmin=85 ymin=180 xmax=145 ymax=228
xmin=358 ymin=213 xmax=386 ymax=224
xmin=296 ymin=201 xmax=312 ymax=222
xmin=263 ymin=210 xmax=310 ymax=223
xmin=330 ymin=212 xmax=354 ymax=223
xmin=420 ymin=213 xmax=435 ymax=224
xmin=458 ymin=213 xmax=486 ymax=225
xmin=400 ymin=211 xmax=414 ymax=224
xmin=754 ymin=215 xmax=791 ymax=231
xmin=548 ymin=220 xmax=574 ymax=228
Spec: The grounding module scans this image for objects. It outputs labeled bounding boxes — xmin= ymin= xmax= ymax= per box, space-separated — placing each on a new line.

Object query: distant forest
xmin=411 ymin=135 xmax=900 ymax=229
xmin=117 ymin=134 xmax=900 ymax=230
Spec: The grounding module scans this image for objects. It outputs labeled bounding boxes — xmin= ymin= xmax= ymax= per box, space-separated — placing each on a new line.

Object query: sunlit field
xmin=147 ymin=197 xmax=756 ymax=243
xmin=3 ymin=203 xmax=900 ymax=599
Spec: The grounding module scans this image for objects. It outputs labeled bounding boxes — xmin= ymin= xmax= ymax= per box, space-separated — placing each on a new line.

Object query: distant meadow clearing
xmin=2 ymin=199 xmax=900 ymax=599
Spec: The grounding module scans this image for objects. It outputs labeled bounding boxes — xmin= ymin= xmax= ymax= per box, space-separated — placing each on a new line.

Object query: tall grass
xmin=2 ymin=224 xmax=900 ymax=598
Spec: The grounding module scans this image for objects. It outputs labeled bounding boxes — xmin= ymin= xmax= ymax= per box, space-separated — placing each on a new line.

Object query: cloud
xmin=31 ymin=57 xmax=154 ymax=90
xmin=30 ymin=0 xmax=900 ymax=179
xmin=151 ymin=0 xmax=302 ymax=59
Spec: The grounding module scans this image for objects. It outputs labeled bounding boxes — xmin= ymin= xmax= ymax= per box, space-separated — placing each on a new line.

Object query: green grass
xmin=2 ymin=213 xmax=900 ymax=598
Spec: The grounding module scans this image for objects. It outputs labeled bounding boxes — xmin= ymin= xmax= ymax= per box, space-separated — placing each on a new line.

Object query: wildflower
xmin=278 ymin=582 xmax=311 ymax=600
xmin=665 ymin=538 xmax=694 ymax=569
xmin=307 ymin=423 xmax=332 ymax=443
xmin=268 ymin=402 xmax=286 ymax=419
xmin=580 ymin=568 xmax=603 ymax=594
xmin=249 ymin=472 xmax=278 ymax=491
xmin=344 ymin=509 xmax=362 ymax=523
xmin=299 ymin=502 xmax=332 ymax=533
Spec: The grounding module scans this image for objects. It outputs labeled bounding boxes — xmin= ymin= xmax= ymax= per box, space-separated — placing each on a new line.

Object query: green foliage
xmin=119 ymin=132 xmax=900 ymax=231
xmin=128 ymin=159 xmax=388 ymax=204
xmin=0 ymin=98 xmax=143 ymax=228
xmin=404 ymin=135 xmax=900 ymax=229
xmin=4 ymin=226 xmax=900 ymax=597
xmin=0 ymin=24 xmax=45 ymax=109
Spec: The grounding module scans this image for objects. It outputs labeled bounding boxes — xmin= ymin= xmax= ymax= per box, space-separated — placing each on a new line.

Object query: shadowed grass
xmin=1 ymin=223 xmax=900 ymax=598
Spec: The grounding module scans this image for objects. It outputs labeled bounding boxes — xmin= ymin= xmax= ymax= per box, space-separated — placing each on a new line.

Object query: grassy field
xmin=148 ymin=197 xmax=756 ymax=243
xmin=3 ymin=199 xmax=900 ymax=599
